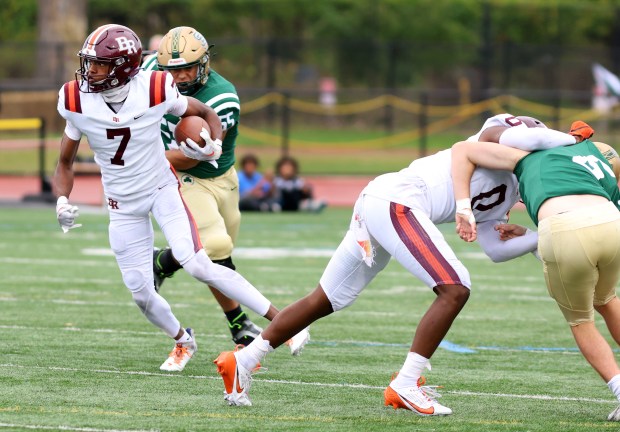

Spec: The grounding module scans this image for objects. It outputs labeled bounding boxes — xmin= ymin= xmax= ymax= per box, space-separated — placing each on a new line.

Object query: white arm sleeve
xmin=498 ymin=127 xmax=576 ymax=151
xmin=163 ymin=72 xmax=189 ymax=116
xmin=167 ymin=94 xmax=188 ymax=117
xmin=64 ymin=120 xmax=82 ymax=141
xmin=477 ymin=221 xmax=538 ymax=263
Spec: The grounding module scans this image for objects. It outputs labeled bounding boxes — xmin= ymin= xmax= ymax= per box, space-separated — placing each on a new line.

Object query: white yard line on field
xmin=0 ymin=257 xmax=115 ymax=267
xmin=0 ymin=423 xmax=157 ymax=432
xmin=0 ymin=324 xmax=228 ymax=339
xmin=0 ymin=363 xmax=613 ymax=406
xmin=81 ymin=247 xmax=335 ymax=259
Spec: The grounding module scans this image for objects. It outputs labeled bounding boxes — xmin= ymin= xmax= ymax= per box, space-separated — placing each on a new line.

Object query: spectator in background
xmin=238 ymin=154 xmax=278 ymax=212
xmin=273 ymin=156 xmax=327 ymax=212
xmin=148 ymin=34 xmax=163 ymax=51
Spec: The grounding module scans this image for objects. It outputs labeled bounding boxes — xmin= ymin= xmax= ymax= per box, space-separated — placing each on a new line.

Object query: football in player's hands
xmin=174 ymin=116 xmax=210 ymax=148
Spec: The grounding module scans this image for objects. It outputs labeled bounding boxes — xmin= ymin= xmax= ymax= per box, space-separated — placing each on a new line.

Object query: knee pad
xmin=212 ymin=256 xmax=236 ymax=271
xmin=204 ymin=233 xmax=234 ymax=261
xmin=167 ymin=234 xmax=197 ymax=266
xmin=122 ymin=268 xmax=149 ymax=294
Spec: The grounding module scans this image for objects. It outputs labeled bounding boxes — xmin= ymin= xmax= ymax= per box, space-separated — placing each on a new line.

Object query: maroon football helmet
xmin=76 ymin=24 xmax=142 ymax=93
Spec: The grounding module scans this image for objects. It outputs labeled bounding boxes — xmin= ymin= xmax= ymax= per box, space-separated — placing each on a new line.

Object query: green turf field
xmin=0 ymin=206 xmax=618 ymax=431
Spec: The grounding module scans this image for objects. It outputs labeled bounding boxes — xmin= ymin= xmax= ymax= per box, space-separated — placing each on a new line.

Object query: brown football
xmin=174 ymin=116 xmax=210 ymax=148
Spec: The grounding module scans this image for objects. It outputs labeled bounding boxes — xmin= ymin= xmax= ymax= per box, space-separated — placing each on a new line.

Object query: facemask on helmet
xmin=157 ymin=26 xmax=211 ymax=95
xmin=76 ymin=24 xmax=142 ymax=93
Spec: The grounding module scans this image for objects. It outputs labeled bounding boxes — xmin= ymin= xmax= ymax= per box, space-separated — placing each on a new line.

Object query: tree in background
xmin=37 ymin=0 xmax=86 ymax=85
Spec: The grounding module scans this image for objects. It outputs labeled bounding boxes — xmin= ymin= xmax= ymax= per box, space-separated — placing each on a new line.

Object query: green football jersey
xmin=144 ymin=56 xmax=240 ymax=179
xmin=514 ymin=140 xmax=620 ymax=225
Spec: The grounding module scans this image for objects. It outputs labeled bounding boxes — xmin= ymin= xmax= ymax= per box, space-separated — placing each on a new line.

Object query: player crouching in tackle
xmin=53 ymin=24 xmax=308 ymax=373
xmin=214 ymin=113 xmax=583 ymax=411
xmin=450 ymin=122 xmax=620 ymax=422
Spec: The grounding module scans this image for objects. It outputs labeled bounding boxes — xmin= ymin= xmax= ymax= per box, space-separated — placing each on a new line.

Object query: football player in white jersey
xmin=53 ymin=24 xmax=308 ymax=373
xmin=214 ymin=114 xmax=583 ymax=411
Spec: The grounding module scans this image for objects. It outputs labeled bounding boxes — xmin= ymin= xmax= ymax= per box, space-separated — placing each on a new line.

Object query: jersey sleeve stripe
xmin=213 ymin=101 xmax=240 ymax=113
xmin=149 ymin=72 xmax=167 ymax=107
xmin=205 ymin=93 xmax=239 ymax=106
xmin=64 ymin=81 xmax=82 ymax=113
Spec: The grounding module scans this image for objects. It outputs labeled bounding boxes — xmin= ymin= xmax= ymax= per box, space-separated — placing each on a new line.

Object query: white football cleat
xmin=384 ymin=376 xmax=452 ymax=416
xmin=214 ymin=348 xmax=253 ymax=406
xmin=286 ymin=327 xmax=310 ymax=356
xmin=160 ymin=328 xmax=197 ymax=372
xmin=608 ymin=404 xmax=620 ymax=421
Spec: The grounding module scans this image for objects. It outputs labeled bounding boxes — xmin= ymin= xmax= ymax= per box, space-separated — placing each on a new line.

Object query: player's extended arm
xmin=53 ymin=133 xmax=82 ymax=233
xmin=53 ymin=133 xmax=80 ymax=198
xmin=479 ymin=125 xmax=577 ymax=151
xmin=450 ymin=141 xmax=529 ymax=242
xmin=477 ymin=221 xmax=538 ymax=263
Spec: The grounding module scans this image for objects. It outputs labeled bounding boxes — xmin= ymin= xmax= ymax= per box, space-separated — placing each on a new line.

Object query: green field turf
xmin=1 ymin=206 xmax=618 ymax=431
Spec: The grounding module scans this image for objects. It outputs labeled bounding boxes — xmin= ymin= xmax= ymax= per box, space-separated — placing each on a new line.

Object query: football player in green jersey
xmin=146 ymin=27 xmax=262 ymax=347
xmin=450 ymin=122 xmax=620 ymax=421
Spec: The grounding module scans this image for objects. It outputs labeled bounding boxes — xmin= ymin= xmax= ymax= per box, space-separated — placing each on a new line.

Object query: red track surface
xmin=0 ymin=174 xmax=372 ymax=207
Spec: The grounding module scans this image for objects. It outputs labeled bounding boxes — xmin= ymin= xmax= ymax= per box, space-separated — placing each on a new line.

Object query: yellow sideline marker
xmin=0 ymin=118 xmax=42 ymax=131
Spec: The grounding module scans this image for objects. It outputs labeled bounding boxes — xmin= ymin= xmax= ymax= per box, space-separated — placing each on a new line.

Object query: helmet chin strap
xmin=101 ymin=83 xmax=130 ymax=103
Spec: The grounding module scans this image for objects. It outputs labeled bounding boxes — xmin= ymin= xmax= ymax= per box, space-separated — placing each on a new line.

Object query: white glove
xmin=56 ymin=196 xmax=82 ymax=234
xmin=455 ymin=198 xmax=477 ymax=242
xmin=180 ymin=128 xmax=222 ymax=167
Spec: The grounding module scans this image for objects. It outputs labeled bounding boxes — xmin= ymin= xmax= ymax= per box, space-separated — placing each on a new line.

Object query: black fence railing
xmin=0 ymin=39 xmax=617 ymax=97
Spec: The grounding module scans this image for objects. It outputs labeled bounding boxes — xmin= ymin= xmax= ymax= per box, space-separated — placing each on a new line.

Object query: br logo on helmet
xmin=116 ymin=36 xmax=138 ymax=54
xmin=76 ymin=24 xmax=143 ymax=93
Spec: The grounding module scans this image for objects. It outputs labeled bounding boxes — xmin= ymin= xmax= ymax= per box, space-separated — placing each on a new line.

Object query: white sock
xmin=182 ymin=250 xmax=272 ymax=316
xmin=131 ymin=287 xmax=180 ymax=338
xmin=175 ymin=329 xmax=192 ymax=344
xmin=608 ymin=374 xmax=620 ymax=402
xmin=236 ymin=334 xmax=273 ymax=370
xmin=391 ymin=352 xmax=429 ymax=388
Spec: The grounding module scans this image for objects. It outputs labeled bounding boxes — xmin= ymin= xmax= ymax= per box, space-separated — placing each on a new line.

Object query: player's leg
xmin=591 ymin=217 xmax=620 ymax=420
xmin=108 ymin=210 xmax=195 ymax=371
xmin=208 ymin=168 xmax=262 ymax=345
xmin=539 ymin=210 xmax=620 ymax=420
xmin=214 ymin=218 xmax=392 ymax=406
xmin=177 ymin=171 xmax=262 ymax=345
xmin=592 ymin=214 xmax=620 ymax=347
xmin=596 ymin=297 xmax=620 ymax=346
xmin=152 ymin=183 xmax=276 ymax=319
xmin=365 ymin=197 xmax=469 ymax=416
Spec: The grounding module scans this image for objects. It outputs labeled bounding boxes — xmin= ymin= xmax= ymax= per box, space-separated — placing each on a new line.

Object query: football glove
xmin=180 ymin=128 xmax=222 ymax=165
xmin=569 ymin=120 xmax=594 ymax=142
xmin=56 ymin=196 xmax=82 ymax=234
xmin=455 ymin=198 xmax=477 ymax=242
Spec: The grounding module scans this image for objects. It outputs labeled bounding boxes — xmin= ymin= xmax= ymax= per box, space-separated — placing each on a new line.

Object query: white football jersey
xmin=362 ymin=149 xmax=519 ymax=225
xmin=57 ymin=70 xmax=187 ymax=199
xmin=361 ymin=113 xmax=554 ymax=224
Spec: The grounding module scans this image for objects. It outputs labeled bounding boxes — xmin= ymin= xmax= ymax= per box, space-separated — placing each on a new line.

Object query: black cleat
xmin=231 ymin=318 xmax=263 ymax=347
xmin=153 ymin=247 xmax=175 ymax=292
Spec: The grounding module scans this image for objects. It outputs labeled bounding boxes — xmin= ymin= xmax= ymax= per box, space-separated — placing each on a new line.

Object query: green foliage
xmin=0 ymin=0 xmax=36 ymax=42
